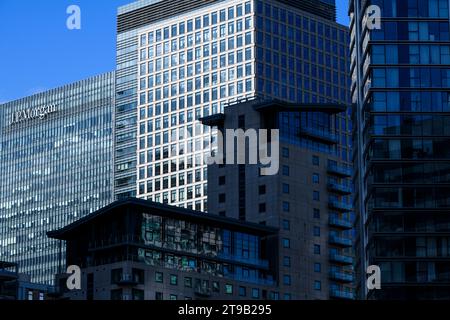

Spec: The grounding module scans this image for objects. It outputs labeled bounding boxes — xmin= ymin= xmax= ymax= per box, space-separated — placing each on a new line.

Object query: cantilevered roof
xmin=47 ymin=198 xmax=277 ymax=240
xmin=199 ymin=113 xmax=225 ymax=127
xmin=0 ymin=261 xmax=17 ymax=269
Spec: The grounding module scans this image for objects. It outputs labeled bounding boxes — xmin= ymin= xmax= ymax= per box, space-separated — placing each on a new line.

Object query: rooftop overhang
xmin=199 ymin=113 xmax=225 ymax=127
xmin=0 ymin=261 xmax=17 ymax=269
xmin=47 ymin=198 xmax=278 ymax=240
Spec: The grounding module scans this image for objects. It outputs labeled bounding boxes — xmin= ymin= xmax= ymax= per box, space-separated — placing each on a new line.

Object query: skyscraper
xmin=351 ymin=0 xmax=450 ymax=299
xmin=115 ymin=0 xmax=351 ymax=215
xmin=0 ymin=72 xmax=115 ymax=284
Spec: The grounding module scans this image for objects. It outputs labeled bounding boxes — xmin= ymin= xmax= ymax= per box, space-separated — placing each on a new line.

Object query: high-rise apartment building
xmin=115 ymin=0 xmax=351 ymax=215
xmin=204 ymin=99 xmax=354 ymax=300
xmin=0 ymin=72 xmax=115 ymax=284
xmin=350 ymin=0 xmax=450 ymax=299
xmin=48 ymin=198 xmax=278 ymax=300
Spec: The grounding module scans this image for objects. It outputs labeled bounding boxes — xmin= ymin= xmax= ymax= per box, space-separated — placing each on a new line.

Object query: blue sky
xmin=0 ymin=0 xmax=349 ymax=103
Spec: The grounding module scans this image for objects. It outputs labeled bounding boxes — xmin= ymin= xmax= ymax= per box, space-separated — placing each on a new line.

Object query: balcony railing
xmin=329 ymin=271 xmax=354 ymax=283
xmin=88 ymin=236 xmax=270 ymax=270
xmin=299 ymin=127 xmax=338 ymax=145
xmin=218 ymin=253 xmax=269 ymax=269
xmin=328 ymin=215 xmax=353 ymax=229
xmin=116 ymin=274 xmax=139 ymax=286
xmin=329 ymin=253 xmax=353 ymax=265
xmin=329 ymin=200 xmax=353 ymax=212
xmin=330 ymin=289 xmax=354 ymax=300
xmin=194 ymin=286 xmax=212 ymax=297
xmin=327 ymin=182 xmax=352 ymax=195
xmin=329 ymin=235 xmax=353 ymax=247
xmin=327 ymin=164 xmax=353 ymax=177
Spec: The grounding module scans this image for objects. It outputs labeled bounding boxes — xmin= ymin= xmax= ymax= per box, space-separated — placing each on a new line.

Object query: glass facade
xmin=351 ymin=0 xmax=450 ymax=299
xmin=52 ymin=199 xmax=276 ymax=287
xmin=115 ymin=27 xmax=139 ymax=200
xmin=138 ymin=213 xmax=272 ymax=284
xmin=117 ymin=0 xmax=352 ymax=299
xmin=0 ymin=72 xmax=115 ymax=284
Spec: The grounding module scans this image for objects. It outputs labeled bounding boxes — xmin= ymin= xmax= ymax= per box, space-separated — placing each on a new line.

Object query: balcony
xmin=330 ymin=289 xmax=354 ymax=300
xmin=328 ymin=215 xmax=353 ymax=229
xmin=327 ymin=182 xmax=352 ymax=195
xmin=117 ymin=274 xmax=139 ymax=286
xmin=329 ymin=253 xmax=353 ymax=265
xmin=298 ymin=127 xmax=338 ymax=145
xmin=194 ymin=286 xmax=211 ymax=297
xmin=218 ymin=253 xmax=270 ymax=269
xmin=329 ymin=200 xmax=353 ymax=212
xmin=330 ymin=271 xmax=354 ymax=283
xmin=328 ymin=164 xmax=352 ymax=177
xmin=329 ymin=235 xmax=353 ymax=247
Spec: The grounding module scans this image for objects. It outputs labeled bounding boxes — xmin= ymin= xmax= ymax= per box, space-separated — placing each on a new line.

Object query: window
xmin=252 ymin=288 xmax=260 ymax=298
xmin=283 ymin=256 xmax=291 ymax=267
xmin=213 ymin=282 xmax=220 ymax=292
xmin=312 ymin=155 xmax=320 ymax=166
xmin=245 ymin=1 xmax=252 ymax=14
xmin=314 ymin=244 xmax=321 ymax=255
xmin=282 ymin=165 xmax=290 ymax=176
xmin=283 ymin=275 xmax=291 ymax=286
xmin=155 ymin=292 xmax=163 ymax=300
xmin=282 ymin=147 xmax=290 ymax=158
xmin=155 ymin=272 xmax=163 ymax=283
xmin=184 ymin=277 xmax=192 ymax=288
xmin=282 ymin=201 xmax=290 ymax=212
xmin=313 ymin=209 xmax=320 ymax=219
xmin=259 ymin=203 xmax=266 ymax=213
xmin=313 ymin=173 xmax=320 ymax=184
xmin=314 ymin=263 xmax=321 ymax=273
xmin=314 ymin=281 xmax=322 ymax=291
xmin=219 ymin=176 xmax=226 ymax=185
xmin=170 ymin=294 xmax=177 ymax=300
xmin=282 ymin=219 xmax=290 ymax=231
xmin=219 ymin=193 xmax=226 ymax=203
xmin=28 ymin=291 xmax=33 ymax=301
xmin=225 ymin=284 xmax=233 ymax=294
xmin=283 ymin=238 xmax=290 ymax=248
xmin=282 ymin=183 xmax=290 ymax=194
xmin=239 ymin=286 xmax=247 ymax=297
xmin=313 ymin=191 xmax=320 ymax=201
xmin=170 ymin=274 xmax=178 ymax=285
xmin=259 ymin=185 xmax=266 ymax=195
xmin=313 ymin=226 xmax=321 ymax=237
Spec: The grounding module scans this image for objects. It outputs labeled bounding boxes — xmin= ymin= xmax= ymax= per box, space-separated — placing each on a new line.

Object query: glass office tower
xmin=350 ymin=0 xmax=450 ymax=299
xmin=116 ymin=0 xmax=350 ymax=213
xmin=0 ymin=72 xmax=115 ymax=284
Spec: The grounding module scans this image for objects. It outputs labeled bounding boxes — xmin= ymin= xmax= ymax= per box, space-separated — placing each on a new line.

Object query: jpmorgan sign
xmin=9 ymin=104 xmax=58 ymax=126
